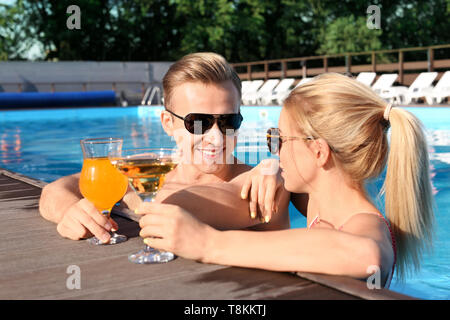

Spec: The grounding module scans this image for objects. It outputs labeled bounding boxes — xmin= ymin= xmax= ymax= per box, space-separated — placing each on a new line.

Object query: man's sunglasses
xmin=266 ymin=127 xmax=315 ymax=154
xmin=165 ymin=109 xmax=243 ymax=135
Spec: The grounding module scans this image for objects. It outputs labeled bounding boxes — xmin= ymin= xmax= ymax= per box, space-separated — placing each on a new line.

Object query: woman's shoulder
xmin=340 ymin=212 xmax=387 ymax=235
xmin=340 ymin=212 xmax=394 ymax=262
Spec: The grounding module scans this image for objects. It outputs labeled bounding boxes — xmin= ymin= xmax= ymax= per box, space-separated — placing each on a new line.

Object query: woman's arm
xmin=203 ymin=227 xmax=381 ymax=279
xmin=138 ymin=204 xmax=390 ymax=281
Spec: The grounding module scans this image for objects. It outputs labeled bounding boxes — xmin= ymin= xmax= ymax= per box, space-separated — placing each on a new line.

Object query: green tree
xmin=317 ymin=15 xmax=382 ymax=55
xmin=2 ymin=0 xmax=449 ymax=62
xmin=22 ymin=0 xmax=183 ymax=61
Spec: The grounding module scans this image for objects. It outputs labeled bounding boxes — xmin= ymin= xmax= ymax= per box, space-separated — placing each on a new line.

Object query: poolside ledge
xmin=0 ymin=167 xmax=415 ymax=300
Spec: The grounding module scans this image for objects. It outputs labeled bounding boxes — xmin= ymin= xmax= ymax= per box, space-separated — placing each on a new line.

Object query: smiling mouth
xmin=197 ymin=147 xmax=225 ymax=158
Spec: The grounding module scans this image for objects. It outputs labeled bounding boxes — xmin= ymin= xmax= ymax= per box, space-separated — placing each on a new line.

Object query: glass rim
xmin=81 ymin=137 xmax=123 ymax=144
xmin=120 ymin=147 xmax=177 ymax=152
xmin=117 ymin=147 xmax=179 ymax=160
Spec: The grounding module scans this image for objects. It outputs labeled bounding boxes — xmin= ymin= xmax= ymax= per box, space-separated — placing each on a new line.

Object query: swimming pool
xmin=0 ymin=105 xmax=448 ymax=299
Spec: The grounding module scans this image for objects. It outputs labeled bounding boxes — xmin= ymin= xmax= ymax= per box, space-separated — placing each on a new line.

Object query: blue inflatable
xmin=0 ymin=91 xmax=117 ymax=108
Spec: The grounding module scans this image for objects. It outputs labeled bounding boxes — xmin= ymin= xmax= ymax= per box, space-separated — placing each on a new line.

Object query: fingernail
xmin=264 ymin=216 xmax=270 ymax=223
xmin=241 ymin=193 xmax=246 ymax=199
xmin=101 ymin=235 xmax=110 ymax=244
xmin=111 ymin=227 xmax=118 ymax=232
xmin=143 ymin=238 xmax=150 ymax=246
xmin=250 ymin=211 xmax=256 ymax=219
xmin=134 ymin=208 xmax=139 ymax=214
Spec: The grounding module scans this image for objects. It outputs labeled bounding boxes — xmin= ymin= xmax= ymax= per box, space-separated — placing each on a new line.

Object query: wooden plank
xmin=398 ymin=51 xmax=404 ymax=84
xmin=351 ymin=64 xmax=374 ymax=73
xmin=58 ymin=267 xmax=358 ymax=300
xmin=306 ymin=67 xmax=326 ymax=76
xmin=0 ymin=169 xmax=48 ymax=188
xmin=296 ymin=272 xmax=415 ymax=300
xmin=375 ymin=62 xmax=400 ymax=72
xmin=0 ymin=182 xmax=26 ymax=191
xmin=285 ymin=69 xmax=303 ymax=77
xmin=0 ymin=255 xmax=227 ymax=299
xmin=428 ymin=48 xmax=434 ymax=71
xmin=0 ymin=188 xmax=42 ymax=199
xmin=324 ymin=66 xmax=346 ymax=74
xmin=434 ymin=59 xmax=450 ymax=68
xmin=403 ymin=61 xmax=428 ymax=70
xmin=267 ymin=71 xmax=283 ymax=78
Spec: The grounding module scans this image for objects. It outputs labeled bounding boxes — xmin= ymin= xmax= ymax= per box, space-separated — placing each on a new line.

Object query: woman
xmin=136 ymin=73 xmax=435 ymax=288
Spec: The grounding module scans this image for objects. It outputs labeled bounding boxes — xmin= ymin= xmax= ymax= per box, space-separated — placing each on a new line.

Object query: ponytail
xmin=382 ymin=107 xmax=435 ymax=281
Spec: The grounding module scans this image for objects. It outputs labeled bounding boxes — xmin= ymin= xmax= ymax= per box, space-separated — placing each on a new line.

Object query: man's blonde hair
xmin=284 ymin=73 xmax=435 ymax=281
xmin=162 ymin=52 xmax=241 ymax=108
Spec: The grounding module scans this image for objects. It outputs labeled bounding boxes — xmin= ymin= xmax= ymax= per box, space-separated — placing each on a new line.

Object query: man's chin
xmin=195 ymin=161 xmax=226 ymax=174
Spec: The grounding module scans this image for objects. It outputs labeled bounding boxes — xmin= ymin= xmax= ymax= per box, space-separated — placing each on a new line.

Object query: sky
xmin=0 ymin=0 xmax=16 ymax=5
xmin=1 ymin=0 xmax=44 ymax=59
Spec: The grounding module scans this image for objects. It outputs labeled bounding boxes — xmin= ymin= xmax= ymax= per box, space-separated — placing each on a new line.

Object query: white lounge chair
xmin=380 ymin=72 xmax=438 ymax=104
xmin=372 ymin=74 xmax=398 ymax=101
xmin=294 ymin=77 xmax=313 ymax=88
xmin=241 ymin=80 xmax=253 ymax=95
xmin=424 ymin=71 xmax=450 ymax=105
xmin=356 ymin=72 xmax=376 ymax=87
xmin=241 ymin=80 xmax=263 ymax=105
xmin=260 ymin=78 xmax=295 ymax=105
xmin=243 ymin=79 xmax=280 ymax=105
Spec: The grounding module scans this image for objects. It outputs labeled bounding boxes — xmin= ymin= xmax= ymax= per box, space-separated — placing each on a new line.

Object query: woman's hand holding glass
xmin=135 ymin=202 xmax=212 ymax=263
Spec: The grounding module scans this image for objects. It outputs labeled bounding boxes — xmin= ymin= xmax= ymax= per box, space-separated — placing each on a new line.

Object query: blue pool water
xmin=0 ymin=105 xmax=448 ymax=299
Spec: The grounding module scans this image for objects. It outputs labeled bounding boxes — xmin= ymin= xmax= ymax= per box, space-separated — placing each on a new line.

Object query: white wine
xmin=114 ymin=158 xmax=177 ymax=201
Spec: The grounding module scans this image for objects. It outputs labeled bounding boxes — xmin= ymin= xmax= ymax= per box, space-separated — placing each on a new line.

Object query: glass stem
xmin=100 ymin=209 xmax=115 ymax=235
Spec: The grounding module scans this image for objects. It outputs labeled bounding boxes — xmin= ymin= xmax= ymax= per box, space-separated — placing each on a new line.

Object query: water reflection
xmin=0 ymin=127 xmax=22 ymax=165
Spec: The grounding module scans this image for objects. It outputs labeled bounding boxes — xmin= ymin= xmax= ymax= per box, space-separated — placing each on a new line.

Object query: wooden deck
xmin=0 ymin=168 xmax=415 ymax=300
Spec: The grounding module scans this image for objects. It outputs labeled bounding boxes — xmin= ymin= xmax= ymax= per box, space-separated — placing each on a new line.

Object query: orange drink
xmin=79 ymin=157 xmax=128 ymax=213
xmin=80 ymin=137 xmax=128 ymax=245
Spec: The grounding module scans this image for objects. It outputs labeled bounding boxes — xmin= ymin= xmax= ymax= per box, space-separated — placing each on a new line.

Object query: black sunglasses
xmin=266 ymin=127 xmax=315 ymax=154
xmin=165 ymin=109 xmax=243 ymax=135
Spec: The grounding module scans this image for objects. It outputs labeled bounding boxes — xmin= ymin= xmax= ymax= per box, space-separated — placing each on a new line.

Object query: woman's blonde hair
xmin=162 ymin=52 xmax=241 ymax=108
xmin=284 ymin=73 xmax=435 ymax=281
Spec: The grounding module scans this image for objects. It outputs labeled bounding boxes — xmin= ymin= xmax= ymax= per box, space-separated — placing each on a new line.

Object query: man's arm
xmin=39 ymin=173 xmax=82 ymax=224
xmin=157 ymin=171 xmax=291 ymax=231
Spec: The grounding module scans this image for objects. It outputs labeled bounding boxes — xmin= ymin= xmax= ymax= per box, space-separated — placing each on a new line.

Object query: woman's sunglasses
xmin=266 ymin=127 xmax=315 ymax=154
xmin=165 ymin=109 xmax=243 ymax=135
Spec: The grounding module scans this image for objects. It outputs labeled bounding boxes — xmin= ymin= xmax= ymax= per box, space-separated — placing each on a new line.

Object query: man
xmin=39 ymin=52 xmax=291 ymax=243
